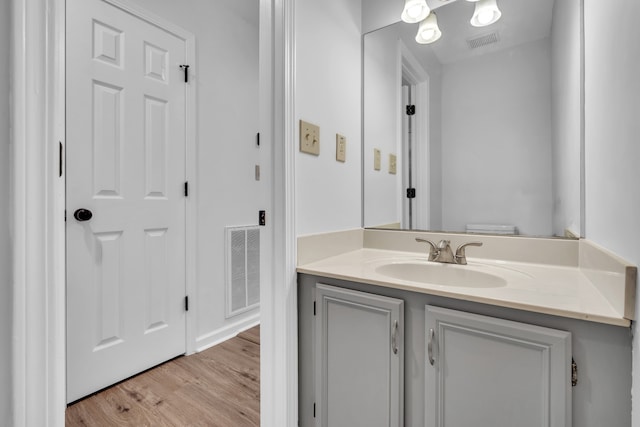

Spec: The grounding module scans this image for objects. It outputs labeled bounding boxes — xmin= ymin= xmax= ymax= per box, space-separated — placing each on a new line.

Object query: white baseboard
xmin=194 ymin=311 xmax=261 ymax=353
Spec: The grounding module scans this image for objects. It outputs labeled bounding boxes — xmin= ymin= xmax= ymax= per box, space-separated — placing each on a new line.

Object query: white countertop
xmin=297 ymin=247 xmax=631 ymax=327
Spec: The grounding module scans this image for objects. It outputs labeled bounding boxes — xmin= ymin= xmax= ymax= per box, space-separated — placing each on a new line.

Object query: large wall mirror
xmin=363 ymin=0 xmax=583 ymax=238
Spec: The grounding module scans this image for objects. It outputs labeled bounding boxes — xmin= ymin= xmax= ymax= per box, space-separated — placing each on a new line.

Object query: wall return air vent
xmin=467 ymin=31 xmax=500 ymax=50
xmin=225 ymin=225 xmax=260 ymax=318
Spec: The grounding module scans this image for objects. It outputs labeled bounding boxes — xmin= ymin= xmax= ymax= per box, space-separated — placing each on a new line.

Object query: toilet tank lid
xmin=465 ymin=224 xmax=517 ymax=234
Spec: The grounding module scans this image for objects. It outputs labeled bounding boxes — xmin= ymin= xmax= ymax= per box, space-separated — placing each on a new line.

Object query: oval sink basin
xmin=375 ymin=261 xmax=507 ymax=288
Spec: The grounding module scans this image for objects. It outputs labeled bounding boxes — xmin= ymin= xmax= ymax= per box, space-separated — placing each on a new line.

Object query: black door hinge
xmin=313 ymin=403 xmax=316 ymax=418
xmin=406 ymin=105 xmax=416 ymax=116
xmin=59 ymin=142 xmax=63 ymax=177
xmin=179 ymin=64 xmax=190 ymax=83
xmin=571 ymin=358 xmax=578 ymax=386
xmin=406 ymin=188 xmax=416 ymax=199
xmin=259 ymin=210 xmax=266 ymax=226
xmin=256 ymin=132 xmax=260 ymax=147
xmin=313 ymin=301 xmax=316 ymax=316
xmin=185 ymin=296 xmax=189 ymax=311
xmin=184 ymin=182 xmax=189 ymax=197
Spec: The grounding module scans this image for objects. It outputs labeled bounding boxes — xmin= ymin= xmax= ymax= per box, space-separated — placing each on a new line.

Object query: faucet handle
xmin=415 ymin=238 xmax=439 ymax=261
xmin=455 ymin=242 xmax=483 ymax=265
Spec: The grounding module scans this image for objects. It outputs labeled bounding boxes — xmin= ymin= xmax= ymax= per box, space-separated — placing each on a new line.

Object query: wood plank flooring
xmin=66 ymin=325 xmax=260 ymax=426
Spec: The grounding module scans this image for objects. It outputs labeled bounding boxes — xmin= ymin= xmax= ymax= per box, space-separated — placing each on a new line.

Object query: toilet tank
xmin=465 ymin=224 xmax=517 ymax=235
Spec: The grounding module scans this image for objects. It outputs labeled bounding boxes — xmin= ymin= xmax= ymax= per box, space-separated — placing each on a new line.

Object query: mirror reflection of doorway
xmin=401 ymin=47 xmax=431 ymax=230
xmin=401 ymin=83 xmax=415 ymax=229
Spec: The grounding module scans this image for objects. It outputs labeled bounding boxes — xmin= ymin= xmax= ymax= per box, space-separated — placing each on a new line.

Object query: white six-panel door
xmin=66 ymin=0 xmax=188 ymax=402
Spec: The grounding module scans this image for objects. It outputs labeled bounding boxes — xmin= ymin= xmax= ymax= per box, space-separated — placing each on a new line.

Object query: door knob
xmin=74 ymin=208 xmax=93 ymax=222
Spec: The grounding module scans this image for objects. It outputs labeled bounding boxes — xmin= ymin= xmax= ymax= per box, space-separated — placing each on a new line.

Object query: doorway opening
xmin=64 ymin=0 xmax=262 ymax=409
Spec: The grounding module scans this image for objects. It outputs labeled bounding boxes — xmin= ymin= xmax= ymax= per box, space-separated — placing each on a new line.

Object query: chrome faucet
xmin=415 ymin=238 xmax=483 ymax=265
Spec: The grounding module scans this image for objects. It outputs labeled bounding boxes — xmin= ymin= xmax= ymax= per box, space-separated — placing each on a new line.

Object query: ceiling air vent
xmin=467 ymin=32 xmax=500 ymax=50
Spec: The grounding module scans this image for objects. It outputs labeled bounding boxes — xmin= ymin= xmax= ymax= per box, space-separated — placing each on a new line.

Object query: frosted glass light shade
xmin=401 ymin=0 xmax=431 ymax=24
xmin=470 ymin=0 xmax=502 ymax=27
xmin=415 ymin=13 xmax=442 ymax=44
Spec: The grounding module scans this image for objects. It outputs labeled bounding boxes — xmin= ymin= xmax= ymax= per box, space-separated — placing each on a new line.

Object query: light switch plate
xmin=389 ymin=154 xmax=397 ymax=174
xmin=336 ymin=134 xmax=346 ymax=162
xmin=300 ymin=120 xmax=320 ymax=155
xmin=374 ymin=148 xmax=381 ymax=171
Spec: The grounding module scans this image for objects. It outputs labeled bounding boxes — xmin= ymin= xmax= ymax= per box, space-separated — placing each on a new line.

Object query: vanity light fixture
xmin=404 ymin=0 xmax=502 ymax=45
xmin=401 ymin=0 xmax=431 ymax=24
xmin=469 ymin=0 xmax=502 ymax=27
xmin=415 ymin=13 xmax=442 ymax=44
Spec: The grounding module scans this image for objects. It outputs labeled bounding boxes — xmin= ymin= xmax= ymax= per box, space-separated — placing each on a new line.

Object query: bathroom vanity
xmin=297 ymin=229 xmax=636 ymax=427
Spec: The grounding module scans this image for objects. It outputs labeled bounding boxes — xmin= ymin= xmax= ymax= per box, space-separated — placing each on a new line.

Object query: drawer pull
xmin=391 ymin=320 xmax=399 ymax=354
xmin=428 ymin=328 xmax=435 ymax=366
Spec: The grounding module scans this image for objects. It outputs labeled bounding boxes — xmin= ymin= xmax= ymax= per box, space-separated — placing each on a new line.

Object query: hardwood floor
xmin=66 ymin=326 xmax=260 ymax=426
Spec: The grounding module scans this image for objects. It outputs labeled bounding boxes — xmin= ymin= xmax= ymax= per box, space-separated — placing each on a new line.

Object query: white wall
xmin=583 ymin=1 xmax=640 ymax=424
xmin=551 ymin=0 xmax=582 ymax=237
xmin=295 ymin=0 xmax=362 ymax=235
xmin=441 ymin=39 xmax=553 ymax=236
xmin=126 ymin=0 xmax=262 ymax=347
xmin=0 ymin=0 xmax=11 ymax=421
xmin=361 ymin=0 xmax=400 ymax=34
xmin=363 ymin=25 xmax=401 ymax=228
xmin=428 ymin=77 xmax=443 ymax=231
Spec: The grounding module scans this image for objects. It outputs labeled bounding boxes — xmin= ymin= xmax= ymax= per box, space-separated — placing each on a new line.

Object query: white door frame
xmin=11 ymin=0 xmax=66 ymax=424
xmin=259 ymin=0 xmax=298 ymax=425
xmin=11 ymin=0 xmax=296 ymax=426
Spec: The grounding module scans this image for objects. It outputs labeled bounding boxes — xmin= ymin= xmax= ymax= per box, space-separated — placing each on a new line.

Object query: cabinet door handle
xmin=428 ymin=328 xmax=435 ymax=366
xmin=391 ymin=320 xmax=399 ymax=354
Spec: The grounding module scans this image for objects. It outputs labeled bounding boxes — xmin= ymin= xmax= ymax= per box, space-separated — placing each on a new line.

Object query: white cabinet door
xmin=425 ymin=305 xmax=571 ymax=427
xmin=315 ymin=284 xmax=404 ymax=427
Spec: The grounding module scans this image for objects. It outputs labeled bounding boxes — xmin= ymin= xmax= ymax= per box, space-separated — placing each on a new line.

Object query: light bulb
xmin=415 ymin=13 xmax=441 ymax=44
xmin=420 ymin=29 xmax=436 ymax=40
xmin=401 ymin=0 xmax=430 ymax=24
xmin=407 ymin=5 xmax=424 ymax=19
xmin=470 ymin=0 xmax=501 ymax=27
xmin=477 ymin=9 xmax=494 ymax=25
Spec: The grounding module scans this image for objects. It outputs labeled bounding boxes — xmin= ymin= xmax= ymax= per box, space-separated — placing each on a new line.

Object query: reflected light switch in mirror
xmin=389 ymin=154 xmax=397 ymax=174
xmin=300 ymin=120 xmax=320 ymax=155
xmin=336 ymin=134 xmax=346 ymax=162
xmin=374 ymin=148 xmax=381 ymax=171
